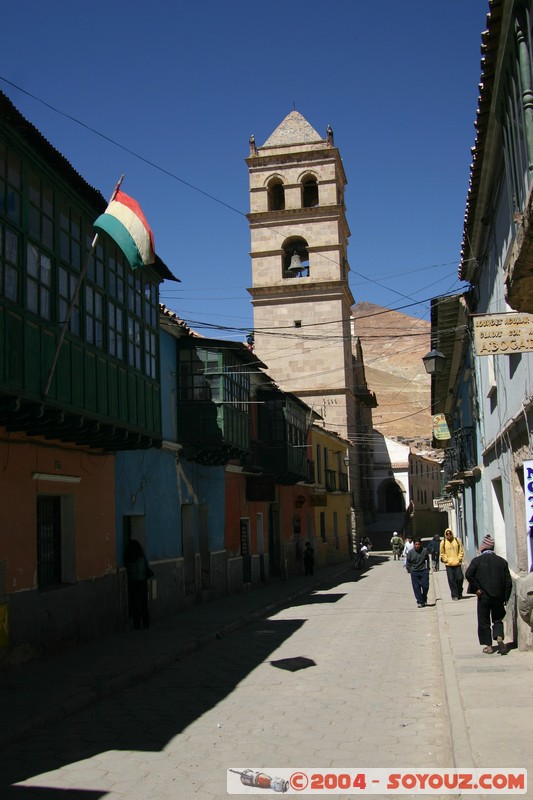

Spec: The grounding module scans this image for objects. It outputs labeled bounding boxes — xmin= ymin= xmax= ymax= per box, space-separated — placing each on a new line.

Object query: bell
xmin=288 ymin=252 xmax=303 ymax=273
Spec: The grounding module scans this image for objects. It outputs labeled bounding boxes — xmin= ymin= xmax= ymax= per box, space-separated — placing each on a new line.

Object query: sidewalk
xmin=431 ymin=566 xmax=533 ymax=774
xmin=1 ymin=556 xmax=532 ymax=778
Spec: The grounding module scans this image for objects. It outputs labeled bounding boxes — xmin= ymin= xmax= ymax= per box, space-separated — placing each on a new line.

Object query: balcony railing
xmin=442 ymin=426 xmax=477 ymax=488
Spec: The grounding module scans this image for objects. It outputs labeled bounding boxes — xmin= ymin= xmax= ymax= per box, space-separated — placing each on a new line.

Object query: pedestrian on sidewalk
xmin=124 ymin=539 xmax=153 ymax=630
xmin=303 ymin=541 xmax=315 ymax=576
xmin=406 ymin=538 xmax=430 ymax=607
xmin=465 ymin=534 xmax=512 ymax=655
xmin=440 ymin=528 xmax=464 ymax=600
xmin=390 ymin=531 xmax=403 ymax=561
xmin=401 ymin=535 xmax=414 ymax=567
xmin=427 ymin=533 xmax=441 ymax=571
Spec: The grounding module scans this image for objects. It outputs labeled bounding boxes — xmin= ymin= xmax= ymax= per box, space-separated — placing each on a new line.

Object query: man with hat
xmin=465 ymin=534 xmax=512 ymax=655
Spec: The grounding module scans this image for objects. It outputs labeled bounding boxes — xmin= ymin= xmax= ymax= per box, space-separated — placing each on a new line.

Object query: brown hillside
xmin=352 ymin=302 xmax=432 ymax=443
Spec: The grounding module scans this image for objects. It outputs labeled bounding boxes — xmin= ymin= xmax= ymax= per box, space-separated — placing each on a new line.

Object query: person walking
xmin=405 ymin=538 xmax=431 ymax=607
xmin=303 ymin=541 xmax=315 ymax=576
xmin=465 ymin=534 xmax=512 ymax=655
xmin=124 ymin=539 xmax=153 ymax=630
xmin=427 ymin=533 xmax=441 ymax=571
xmin=401 ymin=536 xmax=414 ymax=567
xmin=440 ymin=528 xmax=464 ymax=600
xmin=390 ymin=531 xmax=403 ymax=561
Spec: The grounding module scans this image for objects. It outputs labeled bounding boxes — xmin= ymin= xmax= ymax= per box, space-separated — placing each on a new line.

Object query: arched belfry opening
xmin=282 ymin=236 xmax=309 ymax=278
xmin=267 ymin=177 xmax=285 ymax=211
xmin=301 ymin=174 xmax=319 ymax=208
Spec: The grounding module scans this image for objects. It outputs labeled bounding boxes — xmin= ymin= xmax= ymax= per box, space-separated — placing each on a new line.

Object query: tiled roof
xmin=459 ymin=0 xmax=504 ymax=281
xmin=261 ymin=111 xmax=323 ymax=148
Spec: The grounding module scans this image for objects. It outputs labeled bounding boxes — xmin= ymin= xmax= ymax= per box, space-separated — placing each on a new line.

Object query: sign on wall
xmin=523 ymin=460 xmax=533 ymax=570
xmin=473 ymin=312 xmax=533 ymax=355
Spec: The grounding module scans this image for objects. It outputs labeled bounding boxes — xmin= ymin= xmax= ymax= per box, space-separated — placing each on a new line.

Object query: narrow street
xmin=0 ymin=557 xmax=455 ymax=800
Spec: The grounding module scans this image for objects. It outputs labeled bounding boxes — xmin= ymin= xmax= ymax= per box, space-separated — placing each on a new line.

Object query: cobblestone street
xmin=0 ymin=557 xmax=458 ymax=799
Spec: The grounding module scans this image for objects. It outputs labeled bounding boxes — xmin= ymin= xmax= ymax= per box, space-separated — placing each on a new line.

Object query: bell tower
xmin=246 ymin=111 xmax=356 ymax=441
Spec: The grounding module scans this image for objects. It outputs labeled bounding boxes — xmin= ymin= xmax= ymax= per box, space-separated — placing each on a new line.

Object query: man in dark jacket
xmin=465 ymin=534 xmax=512 ymax=655
xmin=406 ymin=539 xmax=430 ymax=608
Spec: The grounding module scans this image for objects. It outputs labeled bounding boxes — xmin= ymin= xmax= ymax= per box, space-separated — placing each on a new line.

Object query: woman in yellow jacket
xmin=440 ymin=528 xmax=464 ymax=600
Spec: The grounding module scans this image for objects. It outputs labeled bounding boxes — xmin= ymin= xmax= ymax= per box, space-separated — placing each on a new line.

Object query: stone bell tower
xmin=246 ymin=111 xmax=357 ymax=442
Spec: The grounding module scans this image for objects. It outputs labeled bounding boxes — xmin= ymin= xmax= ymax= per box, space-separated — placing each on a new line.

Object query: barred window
xmin=26 ymin=243 xmax=52 ymax=319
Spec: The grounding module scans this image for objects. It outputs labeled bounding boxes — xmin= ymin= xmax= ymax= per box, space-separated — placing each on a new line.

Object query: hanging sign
xmin=433 ymin=413 xmax=451 ymax=440
xmin=473 ymin=312 xmax=533 ymax=355
xmin=433 ymin=497 xmax=455 ymax=511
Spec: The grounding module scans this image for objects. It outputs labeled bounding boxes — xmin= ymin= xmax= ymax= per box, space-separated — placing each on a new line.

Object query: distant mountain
xmin=352 ymin=302 xmax=432 ymax=443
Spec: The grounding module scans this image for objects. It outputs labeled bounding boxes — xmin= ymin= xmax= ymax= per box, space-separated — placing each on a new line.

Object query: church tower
xmin=246 ymin=111 xmax=356 ymax=442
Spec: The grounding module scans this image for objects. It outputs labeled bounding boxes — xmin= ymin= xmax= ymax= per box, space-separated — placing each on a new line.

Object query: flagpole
xmin=43 ymin=174 xmax=124 ymax=398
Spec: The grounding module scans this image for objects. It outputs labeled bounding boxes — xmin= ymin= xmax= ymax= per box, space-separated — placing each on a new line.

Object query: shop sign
xmin=433 ymin=497 xmax=455 ymax=511
xmin=433 ymin=413 xmax=451 ymax=440
xmin=473 ymin=312 xmax=533 ymax=355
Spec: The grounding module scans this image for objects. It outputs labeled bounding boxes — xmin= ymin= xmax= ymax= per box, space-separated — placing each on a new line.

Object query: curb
xmin=432 ymin=576 xmax=475 ymax=769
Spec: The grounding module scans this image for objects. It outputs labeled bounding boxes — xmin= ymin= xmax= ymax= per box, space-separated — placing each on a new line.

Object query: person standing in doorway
xmin=405 ymin=539 xmax=431 ymax=607
xmin=440 ymin=528 xmax=464 ymax=600
xmin=465 ymin=534 xmax=512 ymax=655
xmin=390 ymin=531 xmax=403 ymax=561
xmin=428 ymin=533 xmax=442 ymax=571
xmin=124 ymin=539 xmax=153 ymax=630
xmin=303 ymin=541 xmax=315 ymax=576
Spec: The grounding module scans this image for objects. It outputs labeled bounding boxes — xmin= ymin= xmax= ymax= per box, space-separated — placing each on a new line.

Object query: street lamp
xmin=422 ymin=348 xmax=446 ymax=376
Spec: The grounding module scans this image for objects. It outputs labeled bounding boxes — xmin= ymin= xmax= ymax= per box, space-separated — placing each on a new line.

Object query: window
xmin=28 ymin=171 xmax=54 ymax=251
xmin=0 ymin=143 xmax=22 ymax=225
xmin=320 ymin=511 xmax=326 ymax=542
xmin=37 ymin=496 xmax=62 ymax=588
xmin=145 ymin=328 xmax=156 ymax=378
xmin=108 ymin=301 xmax=123 ymax=359
xmin=59 ymin=202 xmax=82 ymax=272
xmin=282 ymin=236 xmax=309 ymax=278
xmin=316 ymin=444 xmax=322 ymax=483
xmin=267 ymin=178 xmax=285 ymax=211
xmin=501 ymin=46 xmax=529 ymax=214
xmin=127 ymin=315 xmax=142 ymax=370
xmin=0 ymin=222 xmax=19 ymax=301
xmin=58 ymin=265 xmax=80 ymax=335
xmin=86 ymin=232 xmax=104 ymax=287
xmin=85 ymin=285 xmax=104 ymax=348
xmin=301 ymin=174 xmax=318 ymax=207
xmin=26 ymin=243 xmax=52 ymax=319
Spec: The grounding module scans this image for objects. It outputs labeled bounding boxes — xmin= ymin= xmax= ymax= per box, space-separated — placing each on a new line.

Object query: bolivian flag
xmin=94 ymin=190 xmax=155 ymax=270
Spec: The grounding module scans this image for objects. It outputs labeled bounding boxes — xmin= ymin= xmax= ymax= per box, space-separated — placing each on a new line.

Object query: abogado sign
xmin=473 ymin=312 xmax=533 ymax=356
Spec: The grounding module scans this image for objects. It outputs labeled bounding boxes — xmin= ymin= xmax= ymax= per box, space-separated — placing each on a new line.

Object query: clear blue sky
xmin=2 ymin=0 xmax=488 ymax=339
